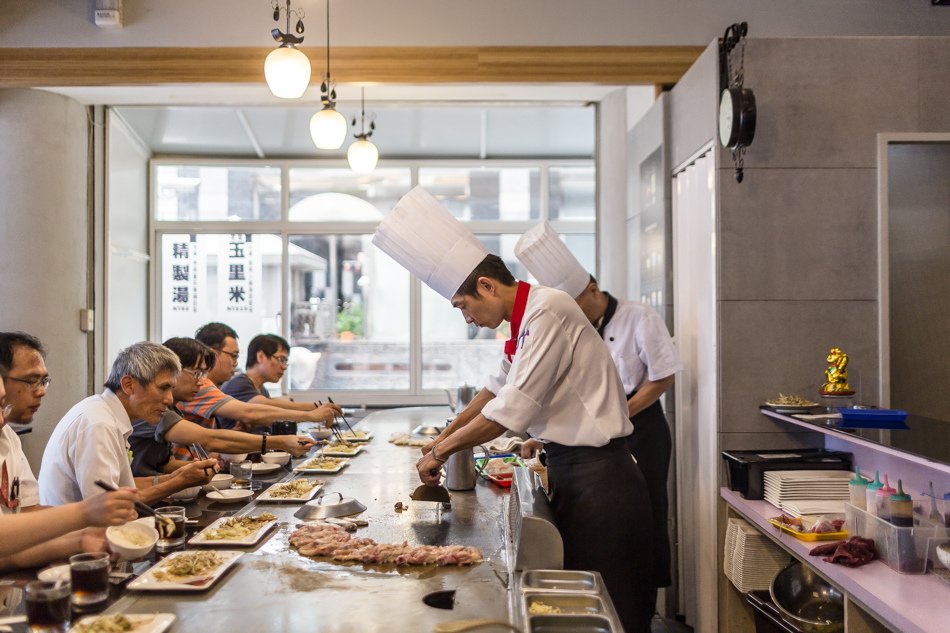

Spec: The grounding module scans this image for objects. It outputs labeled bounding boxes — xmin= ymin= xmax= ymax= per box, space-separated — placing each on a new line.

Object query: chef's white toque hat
xmin=514 ymin=221 xmax=590 ymax=298
xmin=372 ymin=186 xmax=488 ymax=300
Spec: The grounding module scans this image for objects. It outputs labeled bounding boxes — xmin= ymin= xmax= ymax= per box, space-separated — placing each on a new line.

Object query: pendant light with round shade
xmin=310 ymin=0 xmax=347 ymax=150
xmin=347 ymin=88 xmax=378 ymax=173
xmin=264 ymin=0 xmax=310 ymax=99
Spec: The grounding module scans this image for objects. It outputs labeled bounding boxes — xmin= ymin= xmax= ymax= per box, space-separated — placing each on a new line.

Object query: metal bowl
xmin=770 ymin=562 xmax=844 ymax=633
xmin=294 ymin=492 xmax=367 ymax=520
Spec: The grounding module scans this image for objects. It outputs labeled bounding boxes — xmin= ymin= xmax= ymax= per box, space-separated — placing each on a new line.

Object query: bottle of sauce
xmin=890 ymin=480 xmax=913 ymax=527
xmin=848 ymin=467 xmax=869 ymax=511
xmin=865 ymin=471 xmax=883 ymax=517
xmin=876 ymin=474 xmax=896 ymax=522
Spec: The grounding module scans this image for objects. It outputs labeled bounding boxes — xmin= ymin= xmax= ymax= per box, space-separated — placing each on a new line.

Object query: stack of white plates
xmin=724 ymin=518 xmax=789 ymax=593
xmin=780 ymin=500 xmax=846 ymax=518
xmin=763 ymin=470 xmax=851 ymax=510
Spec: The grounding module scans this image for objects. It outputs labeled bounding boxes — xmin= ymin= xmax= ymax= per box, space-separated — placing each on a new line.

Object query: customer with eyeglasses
xmin=129 ymin=337 xmax=317 ymax=476
xmin=169 ymin=323 xmax=339 ymax=462
xmin=219 ymin=333 xmax=316 ymax=434
xmin=0 ymin=332 xmax=50 ymax=514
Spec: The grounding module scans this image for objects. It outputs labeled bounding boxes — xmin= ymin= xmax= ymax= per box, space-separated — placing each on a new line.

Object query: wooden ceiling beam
xmin=0 ymin=46 xmax=703 ymax=88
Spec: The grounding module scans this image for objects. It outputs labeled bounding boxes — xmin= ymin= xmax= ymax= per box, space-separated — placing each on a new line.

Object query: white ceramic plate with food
xmin=128 ymin=550 xmax=243 ymax=592
xmin=256 ymin=479 xmax=323 ymax=502
xmin=250 ymin=462 xmax=283 ymax=475
xmin=319 ymin=443 xmax=364 ymax=457
xmin=189 ymin=513 xmax=279 ymax=547
xmin=69 ymin=613 xmax=176 ymax=633
xmin=294 ymin=457 xmax=350 ymax=474
xmin=335 ymin=430 xmax=373 ymax=443
xmin=205 ymin=489 xmax=254 ymax=504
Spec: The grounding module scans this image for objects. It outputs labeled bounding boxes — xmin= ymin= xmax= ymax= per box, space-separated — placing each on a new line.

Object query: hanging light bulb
xmin=264 ymin=0 xmax=310 ymax=99
xmin=347 ymin=87 xmax=378 ymax=173
xmin=309 ymin=0 xmax=347 ymax=150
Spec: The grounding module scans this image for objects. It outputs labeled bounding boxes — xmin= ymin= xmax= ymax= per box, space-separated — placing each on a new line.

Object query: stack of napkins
xmin=763 ymin=470 xmax=852 ymax=510
xmin=724 ymin=518 xmax=789 ymax=593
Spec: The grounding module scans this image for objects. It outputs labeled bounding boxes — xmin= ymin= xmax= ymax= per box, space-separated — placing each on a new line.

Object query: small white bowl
xmin=37 ymin=563 xmax=70 ymax=583
xmin=261 ymin=451 xmax=291 ymax=465
xmin=937 ymin=543 xmax=950 ymax=570
xmin=220 ymin=452 xmax=248 ymax=463
xmin=106 ymin=522 xmax=159 ymax=560
xmin=203 ymin=473 xmax=234 ymax=491
xmin=206 ymin=489 xmax=253 ymax=503
xmin=168 ymin=485 xmax=201 ymax=501
xmin=309 ymin=428 xmax=333 ymax=441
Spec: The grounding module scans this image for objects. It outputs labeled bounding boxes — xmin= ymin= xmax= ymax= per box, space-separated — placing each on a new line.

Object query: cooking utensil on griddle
xmin=410 ymin=471 xmax=451 ymax=503
xmin=294 ymin=491 xmax=366 ymax=520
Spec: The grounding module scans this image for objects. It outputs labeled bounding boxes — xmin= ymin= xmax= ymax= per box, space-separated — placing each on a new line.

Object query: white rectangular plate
xmin=128 ymin=550 xmax=243 ymax=592
xmin=69 ymin=613 xmax=176 ymax=633
xmin=320 ymin=444 xmax=364 ymax=457
xmin=188 ymin=514 xmax=279 ymax=546
xmin=335 ymin=431 xmax=372 ymax=443
xmin=256 ymin=479 xmax=324 ymax=502
xmin=294 ymin=458 xmax=350 ymax=474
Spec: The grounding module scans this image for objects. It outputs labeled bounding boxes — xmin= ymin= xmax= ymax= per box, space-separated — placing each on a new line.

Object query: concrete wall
xmin=0 ymin=0 xmax=947 ymax=47
xmin=0 ymin=89 xmax=91 ymax=467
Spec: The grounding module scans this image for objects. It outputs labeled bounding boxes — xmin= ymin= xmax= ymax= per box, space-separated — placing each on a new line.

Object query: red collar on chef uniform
xmin=504 ymin=281 xmax=531 ymax=362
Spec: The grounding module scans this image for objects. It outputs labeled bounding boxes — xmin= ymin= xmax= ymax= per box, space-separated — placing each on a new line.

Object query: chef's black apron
xmin=545 ymin=438 xmax=655 ymax=633
xmin=598 ymin=292 xmax=674 ymax=589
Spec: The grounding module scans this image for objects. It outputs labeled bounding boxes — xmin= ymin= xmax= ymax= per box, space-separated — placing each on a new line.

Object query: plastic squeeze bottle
xmin=848 ymin=467 xmax=869 ymax=511
xmin=890 ymin=480 xmax=913 ymax=527
xmin=876 ymin=474 xmax=896 ymax=521
xmin=865 ymin=471 xmax=883 ymax=517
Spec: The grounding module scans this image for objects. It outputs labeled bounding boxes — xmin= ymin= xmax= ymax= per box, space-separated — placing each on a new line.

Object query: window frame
xmin=149 ymin=157 xmax=596 ymax=405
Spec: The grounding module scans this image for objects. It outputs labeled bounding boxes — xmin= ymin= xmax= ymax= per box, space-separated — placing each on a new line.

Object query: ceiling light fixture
xmin=309 ymin=0 xmax=347 ymax=149
xmin=347 ymin=88 xmax=378 ymax=173
xmin=264 ymin=0 xmax=311 ymax=99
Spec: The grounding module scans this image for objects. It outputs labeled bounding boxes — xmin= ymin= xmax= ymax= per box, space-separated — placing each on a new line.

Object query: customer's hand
xmin=78 ymin=527 xmax=111 ymax=555
xmin=175 ymin=459 xmax=218 ymax=486
xmin=521 ymin=439 xmax=543 ymax=459
xmin=274 ymin=435 xmax=316 ymax=457
xmin=81 ymin=489 xmax=138 ymax=527
xmin=309 ymin=403 xmax=342 ymax=427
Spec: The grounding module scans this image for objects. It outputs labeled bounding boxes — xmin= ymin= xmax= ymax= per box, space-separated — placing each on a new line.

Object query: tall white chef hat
xmin=372 ymin=186 xmax=488 ymax=300
xmin=514 ymin=221 xmax=590 ymax=298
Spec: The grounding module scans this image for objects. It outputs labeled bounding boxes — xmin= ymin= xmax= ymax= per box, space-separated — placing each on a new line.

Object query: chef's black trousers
xmin=627 ymin=395 xmax=673 ymax=588
xmin=545 ymin=437 xmax=655 ymax=633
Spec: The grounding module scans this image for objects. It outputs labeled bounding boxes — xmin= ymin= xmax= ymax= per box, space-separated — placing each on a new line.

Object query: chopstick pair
xmin=316 ymin=400 xmax=346 ymax=443
xmin=189 ymin=443 xmax=217 ymax=476
xmin=93 ymin=479 xmax=158 ymax=519
xmin=328 ymin=397 xmax=357 ymax=437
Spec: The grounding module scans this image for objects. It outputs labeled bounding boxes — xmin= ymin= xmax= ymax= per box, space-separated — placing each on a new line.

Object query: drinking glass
xmin=230 ymin=461 xmax=253 ymax=490
xmin=68 ymin=552 xmax=109 ymax=608
xmin=24 ymin=581 xmax=70 ymax=633
xmin=154 ymin=506 xmax=187 ymax=550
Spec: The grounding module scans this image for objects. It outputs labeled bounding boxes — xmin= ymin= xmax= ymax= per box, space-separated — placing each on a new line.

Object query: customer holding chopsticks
xmin=38 ymin=342 xmax=217 ymax=506
xmin=129 ymin=337 xmax=317 ymax=476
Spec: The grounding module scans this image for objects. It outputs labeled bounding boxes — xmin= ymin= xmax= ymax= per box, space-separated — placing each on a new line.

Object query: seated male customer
xmin=39 ymin=341 xmax=217 ymax=506
xmin=169 ymin=323 xmax=338 ymax=462
xmin=130 ymin=337 xmax=316 ymax=476
xmin=0 ymin=331 xmax=51 ymax=514
xmin=219 ymin=333 xmax=310 ymax=434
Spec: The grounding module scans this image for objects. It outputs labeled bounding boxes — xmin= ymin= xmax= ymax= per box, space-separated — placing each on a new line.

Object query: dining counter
xmin=2 ymin=407 xmax=517 ymax=633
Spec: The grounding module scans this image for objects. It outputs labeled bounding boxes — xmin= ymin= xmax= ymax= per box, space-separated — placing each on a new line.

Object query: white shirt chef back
xmin=39 ymin=389 xmax=136 ymax=506
xmin=482 ymin=286 xmax=632 ymax=446
xmin=601 ymin=299 xmax=683 ymax=394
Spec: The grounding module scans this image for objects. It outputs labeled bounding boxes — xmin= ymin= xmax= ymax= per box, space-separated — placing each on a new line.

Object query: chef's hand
xmin=521 ymin=439 xmax=543 ymax=459
xmin=274 ymin=434 xmax=316 ymax=457
xmin=415 ymin=453 xmax=445 ymax=487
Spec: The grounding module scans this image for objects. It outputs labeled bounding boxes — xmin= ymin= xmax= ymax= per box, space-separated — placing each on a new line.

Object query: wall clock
xmin=719 ymin=22 xmax=756 ymax=182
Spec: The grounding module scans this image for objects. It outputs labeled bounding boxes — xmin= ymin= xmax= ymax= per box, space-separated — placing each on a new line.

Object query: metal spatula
xmin=411 ymin=467 xmax=451 ymax=503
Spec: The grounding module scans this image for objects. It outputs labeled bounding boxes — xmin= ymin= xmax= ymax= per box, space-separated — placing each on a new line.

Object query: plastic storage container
xmin=844 ymin=502 xmax=949 ymax=574
xmin=721 ymin=449 xmax=852 ymax=500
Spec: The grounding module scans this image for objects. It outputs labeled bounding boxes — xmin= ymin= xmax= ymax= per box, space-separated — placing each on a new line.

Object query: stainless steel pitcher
xmin=445 ymin=384 xmax=477 ymax=414
xmin=445 ymin=444 xmax=488 ymax=491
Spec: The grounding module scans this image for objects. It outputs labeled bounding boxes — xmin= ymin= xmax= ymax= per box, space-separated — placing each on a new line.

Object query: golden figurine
xmin=820 ymin=347 xmax=855 ymax=395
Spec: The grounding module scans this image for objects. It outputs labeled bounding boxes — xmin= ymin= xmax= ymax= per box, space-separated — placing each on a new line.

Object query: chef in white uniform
xmin=373 ymin=187 xmax=655 ymax=633
xmin=516 ymin=221 xmax=682 ymax=594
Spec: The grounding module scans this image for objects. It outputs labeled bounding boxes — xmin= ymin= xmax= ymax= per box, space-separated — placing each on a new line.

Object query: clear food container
xmin=844 ymin=502 xmax=950 ymax=574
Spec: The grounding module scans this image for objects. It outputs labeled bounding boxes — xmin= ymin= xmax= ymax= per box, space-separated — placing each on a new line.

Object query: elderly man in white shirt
xmin=373 ymin=187 xmax=655 ymax=633
xmin=39 ymin=341 xmax=216 ymax=506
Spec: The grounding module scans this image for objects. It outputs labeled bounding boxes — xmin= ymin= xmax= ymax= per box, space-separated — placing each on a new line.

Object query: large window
xmin=153 ymin=160 xmax=595 ymax=403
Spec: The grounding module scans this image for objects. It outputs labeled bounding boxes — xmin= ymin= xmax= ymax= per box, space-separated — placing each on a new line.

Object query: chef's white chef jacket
xmin=39 ymin=389 xmax=136 ymax=506
xmin=482 ymin=286 xmax=632 ymax=446
xmin=0 ymin=423 xmax=39 ymax=514
xmin=601 ymin=298 xmax=683 ymax=395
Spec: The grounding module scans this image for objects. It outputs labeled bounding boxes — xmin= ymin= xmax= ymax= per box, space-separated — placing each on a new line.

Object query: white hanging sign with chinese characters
xmin=164 ymin=235 xmax=204 ymax=313
xmin=218 ymin=234 xmax=259 ymax=313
